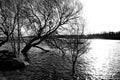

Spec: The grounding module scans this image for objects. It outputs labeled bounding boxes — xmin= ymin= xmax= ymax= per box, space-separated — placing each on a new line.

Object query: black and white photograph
xmin=0 ymin=0 xmax=120 ymax=80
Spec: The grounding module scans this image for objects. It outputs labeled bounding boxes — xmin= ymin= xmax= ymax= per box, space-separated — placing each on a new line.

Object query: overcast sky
xmin=80 ymin=0 xmax=120 ymax=34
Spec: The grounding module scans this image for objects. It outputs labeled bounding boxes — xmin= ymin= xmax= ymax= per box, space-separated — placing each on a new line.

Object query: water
xmin=85 ymin=39 xmax=120 ymax=79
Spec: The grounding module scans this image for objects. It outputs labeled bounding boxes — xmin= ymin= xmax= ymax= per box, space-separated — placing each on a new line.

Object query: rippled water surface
xmin=85 ymin=39 xmax=120 ymax=79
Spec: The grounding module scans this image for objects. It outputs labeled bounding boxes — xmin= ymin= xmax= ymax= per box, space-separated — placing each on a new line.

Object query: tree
xmin=0 ymin=0 xmax=85 ymax=65
xmin=0 ymin=0 xmax=91 ymax=79
xmin=0 ymin=0 xmax=16 ymax=47
xmin=0 ymin=0 xmax=30 ymax=64
xmin=45 ymin=18 xmax=91 ymax=79
xmin=66 ymin=29 xmax=89 ymax=80
xmin=20 ymin=0 xmax=83 ymax=62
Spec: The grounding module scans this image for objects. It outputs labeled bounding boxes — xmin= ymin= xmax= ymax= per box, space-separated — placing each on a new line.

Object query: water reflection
xmin=85 ymin=39 xmax=120 ymax=79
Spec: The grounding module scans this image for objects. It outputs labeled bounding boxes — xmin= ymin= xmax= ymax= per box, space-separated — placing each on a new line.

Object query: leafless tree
xmin=0 ymin=0 xmax=29 ymax=59
xmin=0 ymin=0 xmax=15 ymax=47
xmin=66 ymin=27 xmax=89 ymax=80
xmin=0 ymin=0 xmax=85 ymax=65
xmin=0 ymin=0 xmax=92 ymax=79
xmin=19 ymin=0 xmax=83 ymax=62
xmin=46 ymin=18 xmax=91 ymax=80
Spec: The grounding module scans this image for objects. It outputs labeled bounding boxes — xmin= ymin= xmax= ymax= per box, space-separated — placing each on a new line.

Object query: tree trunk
xmin=72 ymin=61 xmax=76 ymax=80
xmin=72 ymin=54 xmax=78 ymax=80
xmin=21 ymin=34 xmax=50 ymax=62
xmin=21 ymin=44 xmax=32 ymax=62
xmin=17 ymin=21 xmax=21 ymax=59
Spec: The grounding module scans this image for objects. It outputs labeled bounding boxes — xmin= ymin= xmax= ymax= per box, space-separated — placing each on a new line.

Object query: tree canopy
xmin=0 ymin=0 xmax=84 ymax=62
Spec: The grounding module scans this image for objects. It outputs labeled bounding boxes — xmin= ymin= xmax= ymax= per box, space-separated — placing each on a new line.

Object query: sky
xmin=80 ymin=0 xmax=120 ymax=34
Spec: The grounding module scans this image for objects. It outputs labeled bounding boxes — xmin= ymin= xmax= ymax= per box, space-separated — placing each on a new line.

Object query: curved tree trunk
xmin=21 ymin=44 xmax=32 ymax=62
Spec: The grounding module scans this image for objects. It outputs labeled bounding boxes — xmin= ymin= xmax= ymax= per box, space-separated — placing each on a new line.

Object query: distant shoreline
xmin=0 ymin=35 xmax=120 ymax=41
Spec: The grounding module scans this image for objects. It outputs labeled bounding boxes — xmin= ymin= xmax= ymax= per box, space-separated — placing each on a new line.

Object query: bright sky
xmin=80 ymin=0 xmax=120 ymax=34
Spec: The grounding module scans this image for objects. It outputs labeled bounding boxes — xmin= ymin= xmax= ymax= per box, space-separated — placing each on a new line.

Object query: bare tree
xmin=19 ymin=0 xmax=83 ymax=62
xmin=66 ymin=30 xmax=89 ymax=79
xmin=46 ymin=18 xmax=90 ymax=80
xmin=0 ymin=0 xmax=15 ymax=47
xmin=0 ymin=0 xmax=91 ymax=79
xmin=0 ymin=0 xmax=29 ymax=59
xmin=0 ymin=0 xmax=85 ymax=65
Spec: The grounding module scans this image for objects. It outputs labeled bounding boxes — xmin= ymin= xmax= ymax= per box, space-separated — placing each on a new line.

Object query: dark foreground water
xmin=84 ymin=39 xmax=120 ymax=79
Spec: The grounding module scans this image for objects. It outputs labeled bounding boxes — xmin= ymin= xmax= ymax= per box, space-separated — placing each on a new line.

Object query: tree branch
xmin=33 ymin=45 xmax=50 ymax=52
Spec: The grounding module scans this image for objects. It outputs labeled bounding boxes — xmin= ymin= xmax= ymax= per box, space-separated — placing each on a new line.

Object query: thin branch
xmin=33 ymin=45 xmax=50 ymax=52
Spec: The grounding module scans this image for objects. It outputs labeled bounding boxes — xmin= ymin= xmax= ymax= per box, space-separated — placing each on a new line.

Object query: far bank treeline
xmin=50 ymin=31 xmax=120 ymax=40
xmin=1 ymin=31 xmax=120 ymax=40
xmin=49 ymin=31 xmax=120 ymax=40
xmin=86 ymin=31 xmax=120 ymax=40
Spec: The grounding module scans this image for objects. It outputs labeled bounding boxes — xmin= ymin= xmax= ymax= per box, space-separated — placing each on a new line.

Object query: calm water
xmin=85 ymin=39 xmax=120 ymax=79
